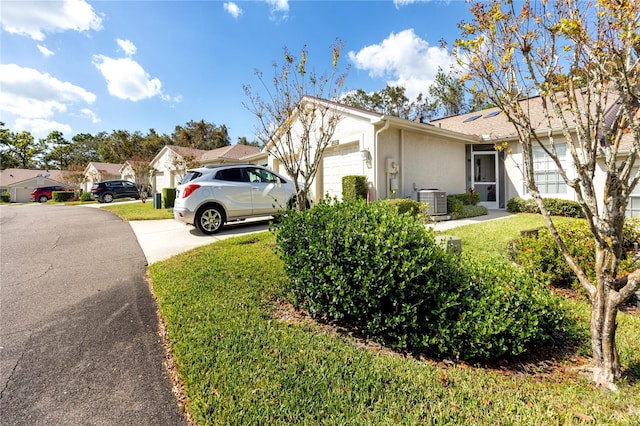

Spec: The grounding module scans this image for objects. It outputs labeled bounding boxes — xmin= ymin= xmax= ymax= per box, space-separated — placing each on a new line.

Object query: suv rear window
xmin=181 ymin=171 xmax=203 ymax=184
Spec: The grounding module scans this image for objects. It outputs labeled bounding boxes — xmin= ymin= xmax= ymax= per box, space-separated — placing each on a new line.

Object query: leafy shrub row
xmin=507 ymin=197 xmax=583 ymax=218
xmin=52 ymin=191 xmax=76 ymax=202
xmin=275 ymin=200 xmax=568 ymax=361
xmin=460 ymin=204 xmax=488 ymax=218
xmin=511 ymin=218 xmax=639 ymax=295
xmin=448 ymin=192 xmax=480 ymax=206
xmin=380 ymin=198 xmax=423 ymax=217
xmin=0 ymin=192 xmax=10 ymax=202
xmin=342 ymin=175 xmax=368 ymax=202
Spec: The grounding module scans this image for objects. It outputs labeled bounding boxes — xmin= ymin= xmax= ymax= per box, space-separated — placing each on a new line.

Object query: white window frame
xmin=531 ymin=145 xmax=568 ymax=195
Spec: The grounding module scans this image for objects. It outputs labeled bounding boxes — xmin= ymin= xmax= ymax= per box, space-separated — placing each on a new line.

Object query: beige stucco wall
xmin=376 ymin=128 xmax=467 ymax=200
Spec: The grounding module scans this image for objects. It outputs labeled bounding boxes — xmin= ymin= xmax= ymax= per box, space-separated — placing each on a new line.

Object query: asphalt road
xmin=0 ymin=204 xmax=185 ymax=425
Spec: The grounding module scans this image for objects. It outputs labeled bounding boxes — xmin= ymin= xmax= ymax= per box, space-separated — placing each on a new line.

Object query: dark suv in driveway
xmin=31 ymin=185 xmax=73 ymax=203
xmin=90 ymin=180 xmax=150 ymax=203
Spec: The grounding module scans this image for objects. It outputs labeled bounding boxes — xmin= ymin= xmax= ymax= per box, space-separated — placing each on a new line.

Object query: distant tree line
xmin=0 ymin=120 xmax=260 ymax=171
xmin=339 ymin=67 xmax=491 ymax=121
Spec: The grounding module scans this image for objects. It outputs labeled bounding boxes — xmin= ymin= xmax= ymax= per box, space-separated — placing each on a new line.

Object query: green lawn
xmin=100 ymin=199 xmax=174 ymax=220
xmin=148 ymin=214 xmax=640 ymax=425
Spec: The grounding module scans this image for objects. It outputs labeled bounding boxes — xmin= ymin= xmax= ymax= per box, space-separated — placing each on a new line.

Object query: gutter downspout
xmin=374 ymin=119 xmax=390 ymax=202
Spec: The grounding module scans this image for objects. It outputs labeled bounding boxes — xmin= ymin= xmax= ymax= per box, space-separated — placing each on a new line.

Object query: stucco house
xmin=265 ymin=97 xmax=480 ymax=208
xmin=149 ymin=144 xmax=263 ymax=192
xmin=431 ymin=96 xmax=639 ymax=218
xmin=264 ymin=96 xmax=638 ymax=217
xmin=82 ymin=162 xmax=123 ymax=192
xmin=0 ymin=168 xmax=71 ymax=202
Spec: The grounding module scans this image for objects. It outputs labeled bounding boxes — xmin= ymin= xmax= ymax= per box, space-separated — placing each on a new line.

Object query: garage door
xmin=14 ymin=188 xmax=32 ymax=203
xmin=322 ymin=143 xmax=361 ymax=200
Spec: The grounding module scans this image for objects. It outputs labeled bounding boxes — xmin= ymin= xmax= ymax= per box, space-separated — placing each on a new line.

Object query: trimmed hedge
xmin=380 ymin=198 xmax=422 ymax=217
xmin=275 ymin=199 xmax=569 ymax=361
xmin=162 ymin=187 xmax=176 ymax=209
xmin=52 ymin=191 xmax=75 ymax=202
xmin=448 ymin=192 xmax=480 ymax=206
xmin=460 ymin=204 xmax=488 ymax=218
xmin=507 ymin=197 xmax=584 ymax=218
xmin=0 ymin=192 xmax=10 ymax=202
xmin=342 ymin=175 xmax=368 ymax=202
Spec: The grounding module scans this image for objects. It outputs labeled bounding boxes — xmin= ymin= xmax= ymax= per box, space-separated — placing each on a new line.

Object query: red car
xmin=31 ymin=186 xmax=73 ymax=203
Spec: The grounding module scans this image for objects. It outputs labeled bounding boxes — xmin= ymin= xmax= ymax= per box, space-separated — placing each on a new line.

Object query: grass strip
xmin=101 ymin=200 xmax=174 ymax=220
xmin=149 ymin=224 xmax=639 ymax=425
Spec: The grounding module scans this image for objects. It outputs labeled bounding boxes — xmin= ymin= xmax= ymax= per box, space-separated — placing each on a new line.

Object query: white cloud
xmin=92 ymin=55 xmax=163 ymax=101
xmin=117 ymin=39 xmax=137 ymax=56
xmin=14 ymin=118 xmax=73 ymax=138
xmin=37 ymin=45 xmax=55 ymax=57
xmin=224 ymin=2 xmax=243 ymax=18
xmin=393 ymin=0 xmax=431 ymax=7
xmin=0 ymin=64 xmax=96 ymax=121
xmin=0 ymin=0 xmax=102 ymax=41
xmin=266 ymin=0 xmax=289 ymax=20
xmin=348 ymin=29 xmax=458 ymax=99
xmin=79 ymin=108 xmax=100 ymax=124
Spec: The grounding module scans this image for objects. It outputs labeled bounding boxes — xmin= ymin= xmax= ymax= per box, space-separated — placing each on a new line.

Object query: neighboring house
xmin=149 ymin=144 xmax=263 ymax=192
xmin=82 ymin=162 xmax=123 ymax=192
xmin=264 ymin=96 xmax=638 ymax=217
xmin=0 ymin=168 xmax=70 ymax=202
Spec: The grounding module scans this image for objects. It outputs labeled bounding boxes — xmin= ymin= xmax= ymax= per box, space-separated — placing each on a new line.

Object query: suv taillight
xmin=182 ymin=184 xmax=200 ymax=198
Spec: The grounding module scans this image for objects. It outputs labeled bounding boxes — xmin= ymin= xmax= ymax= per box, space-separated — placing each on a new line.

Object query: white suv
xmin=173 ymin=164 xmax=297 ymax=234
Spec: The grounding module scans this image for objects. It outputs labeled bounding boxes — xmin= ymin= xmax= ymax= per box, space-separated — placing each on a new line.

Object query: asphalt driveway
xmin=0 ymin=204 xmax=185 ymax=425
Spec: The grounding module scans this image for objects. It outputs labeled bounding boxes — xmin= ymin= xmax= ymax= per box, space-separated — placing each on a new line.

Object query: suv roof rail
xmin=204 ymin=162 xmax=255 ymax=169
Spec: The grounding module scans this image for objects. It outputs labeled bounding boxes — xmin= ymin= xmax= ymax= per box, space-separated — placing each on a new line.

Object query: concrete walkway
xmin=429 ymin=209 xmax=515 ymax=232
xmin=127 ymin=209 xmax=515 ymax=265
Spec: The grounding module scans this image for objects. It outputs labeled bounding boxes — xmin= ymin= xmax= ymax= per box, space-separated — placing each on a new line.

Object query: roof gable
xmin=0 ymin=168 xmax=70 ymax=187
xmin=199 ymin=144 xmax=261 ymax=162
xmin=84 ymin=162 xmax=124 ymax=176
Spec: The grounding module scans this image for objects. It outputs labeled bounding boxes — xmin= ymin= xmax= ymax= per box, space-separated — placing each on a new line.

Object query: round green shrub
xmin=512 ymin=218 xmax=639 ymax=294
xmin=275 ymin=199 xmax=571 ymax=361
xmin=438 ymin=258 xmax=568 ymax=360
xmin=80 ymin=191 xmax=92 ymax=202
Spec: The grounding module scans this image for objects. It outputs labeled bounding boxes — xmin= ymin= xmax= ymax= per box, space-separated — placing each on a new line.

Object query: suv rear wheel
xmin=38 ymin=195 xmax=48 ymax=203
xmin=196 ymin=205 xmax=225 ymax=234
xmin=102 ymin=193 xmax=114 ymax=203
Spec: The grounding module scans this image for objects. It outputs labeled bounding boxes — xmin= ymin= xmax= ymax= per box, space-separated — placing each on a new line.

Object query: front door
xmin=472 ymin=152 xmax=498 ymax=209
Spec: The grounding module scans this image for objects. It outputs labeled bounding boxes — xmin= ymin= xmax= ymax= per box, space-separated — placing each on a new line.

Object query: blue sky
xmin=0 ymin=0 xmax=473 ymax=143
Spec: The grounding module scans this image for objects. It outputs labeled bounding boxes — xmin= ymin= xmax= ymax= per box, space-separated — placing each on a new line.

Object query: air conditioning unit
xmin=417 ymin=189 xmax=447 ymax=216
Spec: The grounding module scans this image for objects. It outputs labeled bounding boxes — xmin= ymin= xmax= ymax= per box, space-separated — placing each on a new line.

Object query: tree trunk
xmin=590 ymin=281 xmax=621 ymax=390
